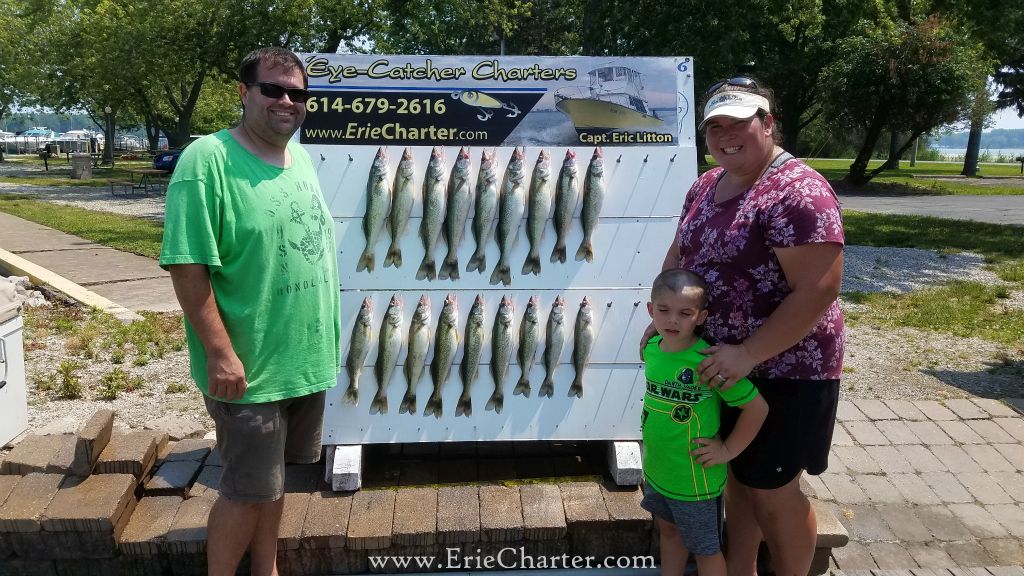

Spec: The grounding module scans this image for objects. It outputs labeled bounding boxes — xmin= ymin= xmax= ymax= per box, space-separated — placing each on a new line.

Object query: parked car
xmin=153 ymin=136 xmax=201 ymax=172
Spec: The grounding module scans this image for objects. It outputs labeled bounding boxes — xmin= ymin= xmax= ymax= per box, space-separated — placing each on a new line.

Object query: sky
xmin=991 ymin=106 xmax=1024 ymax=130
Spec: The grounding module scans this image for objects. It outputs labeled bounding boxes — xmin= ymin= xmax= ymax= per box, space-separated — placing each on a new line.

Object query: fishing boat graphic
xmin=554 ymin=65 xmax=663 ymax=134
xmin=451 ymin=90 xmax=521 ymax=121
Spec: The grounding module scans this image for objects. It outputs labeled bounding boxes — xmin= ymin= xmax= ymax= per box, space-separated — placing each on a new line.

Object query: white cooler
xmin=0 ymin=300 xmax=27 ymax=446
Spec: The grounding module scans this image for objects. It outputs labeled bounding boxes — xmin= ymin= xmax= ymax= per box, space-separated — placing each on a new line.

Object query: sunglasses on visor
xmin=705 ymin=77 xmax=758 ymax=95
xmin=247 ymin=81 xmax=310 ymax=103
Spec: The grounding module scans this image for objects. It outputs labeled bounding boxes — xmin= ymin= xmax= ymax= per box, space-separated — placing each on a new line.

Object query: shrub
xmin=165 ymin=382 xmax=190 ymax=394
xmin=33 ymin=371 xmax=57 ymax=392
xmin=56 ymin=361 xmax=83 ymax=399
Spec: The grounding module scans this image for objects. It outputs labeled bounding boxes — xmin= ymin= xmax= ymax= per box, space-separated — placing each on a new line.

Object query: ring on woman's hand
xmin=717 ymin=374 xmax=727 ymax=383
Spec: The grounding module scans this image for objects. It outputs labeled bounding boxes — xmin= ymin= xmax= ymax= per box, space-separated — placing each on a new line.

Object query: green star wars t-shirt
xmin=642 ymin=336 xmax=759 ymax=501
xmin=159 ymin=130 xmax=341 ymax=403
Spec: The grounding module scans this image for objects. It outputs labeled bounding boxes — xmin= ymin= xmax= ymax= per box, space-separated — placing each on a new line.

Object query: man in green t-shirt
xmin=159 ymin=47 xmax=340 ymax=576
xmin=641 ymin=269 xmax=768 ymax=576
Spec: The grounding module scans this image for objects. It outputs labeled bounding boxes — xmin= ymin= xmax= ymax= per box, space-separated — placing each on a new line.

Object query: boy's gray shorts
xmin=641 ymin=483 xmax=723 ymax=556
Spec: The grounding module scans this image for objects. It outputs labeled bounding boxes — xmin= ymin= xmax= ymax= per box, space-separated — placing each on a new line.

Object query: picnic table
xmin=110 ymin=168 xmax=169 ymax=196
xmin=90 ymin=153 xmax=111 ymax=168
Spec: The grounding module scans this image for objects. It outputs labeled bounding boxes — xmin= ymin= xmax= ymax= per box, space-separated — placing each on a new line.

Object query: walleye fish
xmin=539 ymin=295 xmax=565 ymax=398
xmin=487 ymin=295 xmax=515 ymax=413
xmin=568 ymin=296 xmax=594 ymax=398
xmin=513 ymin=295 xmax=540 ymax=397
xmin=416 ymin=147 xmax=447 ymax=281
xmin=575 ymin=148 xmax=605 ymax=263
xmin=384 ymin=147 xmax=415 ymax=268
xmin=522 ymin=151 xmax=552 ymax=276
xmin=457 ymin=295 xmax=485 ymax=417
xmin=343 ymin=297 xmax=373 ymax=405
xmin=439 ymin=147 xmax=473 ymax=281
xmin=466 ymin=149 xmax=499 ymax=273
xmin=357 ymin=147 xmax=391 ymax=273
xmin=550 ymin=150 xmax=578 ymax=263
xmin=370 ymin=295 xmax=403 ymax=415
xmin=400 ymin=296 xmax=431 ymax=415
xmin=489 ymin=147 xmax=527 ymax=286
xmin=425 ymin=294 xmax=459 ymax=419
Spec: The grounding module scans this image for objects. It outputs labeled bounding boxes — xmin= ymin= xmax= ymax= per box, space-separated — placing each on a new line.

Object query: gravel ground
xmin=0 ymin=160 xmax=166 ymax=221
xmin=1 ymin=175 xmax=1021 ymax=440
xmin=842 ymin=245 xmax=1004 ymax=293
xmin=0 ymin=182 xmax=166 ymax=221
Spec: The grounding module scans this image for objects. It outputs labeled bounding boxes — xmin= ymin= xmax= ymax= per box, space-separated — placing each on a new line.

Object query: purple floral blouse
xmin=676 ymin=156 xmax=845 ymax=380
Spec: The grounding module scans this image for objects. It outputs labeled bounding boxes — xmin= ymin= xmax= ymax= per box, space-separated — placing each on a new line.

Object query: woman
xmin=649 ymin=77 xmax=845 ymax=576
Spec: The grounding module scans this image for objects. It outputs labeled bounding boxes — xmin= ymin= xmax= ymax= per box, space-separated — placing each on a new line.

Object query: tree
xmin=370 ymin=0 xmax=532 ymax=55
xmin=745 ymin=0 xmax=879 ymax=154
xmin=820 ymin=16 xmax=990 ymax=185
xmin=933 ymin=0 xmax=1024 ymax=175
xmin=0 ymin=0 xmax=30 ymax=161
xmin=22 ymin=0 xmax=378 ymax=149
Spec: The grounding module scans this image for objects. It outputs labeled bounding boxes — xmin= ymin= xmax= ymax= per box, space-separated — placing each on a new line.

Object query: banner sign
xmin=299 ymin=54 xmax=691 ymax=147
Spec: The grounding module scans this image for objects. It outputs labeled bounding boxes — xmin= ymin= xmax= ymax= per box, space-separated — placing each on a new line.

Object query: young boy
xmin=641 ymin=268 xmax=769 ymax=576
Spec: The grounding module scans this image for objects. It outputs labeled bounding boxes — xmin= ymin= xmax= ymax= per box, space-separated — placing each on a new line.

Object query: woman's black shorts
xmin=718 ymin=377 xmax=840 ymax=490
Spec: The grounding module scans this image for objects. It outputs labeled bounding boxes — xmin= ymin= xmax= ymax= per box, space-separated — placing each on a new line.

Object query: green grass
xmin=0 ymin=194 xmax=163 ymax=258
xmin=993 ymin=260 xmax=1024 ymax=282
xmin=808 ymin=158 xmax=1023 ymax=196
xmin=843 ymin=211 xmax=1024 ymax=347
xmin=0 ymin=155 xmax=158 ymax=187
xmin=843 ymin=211 xmax=1024 ymax=262
xmin=701 ymin=156 xmax=1024 ymax=196
xmin=806 ymin=158 xmax=1022 ymax=178
xmin=844 ymin=281 xmax=1024 ymax=345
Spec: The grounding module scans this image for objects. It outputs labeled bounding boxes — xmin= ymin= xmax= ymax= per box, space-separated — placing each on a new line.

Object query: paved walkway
xmin=837 ymin=569 xmax=1024 ymax=576
xmin=838 ymin=193 xmax=1024 ymax=226
xmin=814 ymin=398 xmax=1024 ymax=570
xmin=0 ymin=212 xmax=179 ymax=312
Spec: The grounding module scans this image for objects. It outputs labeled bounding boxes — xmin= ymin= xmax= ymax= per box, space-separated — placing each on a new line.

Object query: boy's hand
xmin=691 ymin=437 xmax=732 ymax=467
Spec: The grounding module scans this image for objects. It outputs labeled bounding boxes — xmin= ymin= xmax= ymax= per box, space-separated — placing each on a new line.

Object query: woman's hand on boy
xmin=698 ymin=343 xmax=756 ymax=390
xmin=691 ymin=437 xmax=732 ymax=466
xmin=638 ymin=322 xmax=658 ymax=361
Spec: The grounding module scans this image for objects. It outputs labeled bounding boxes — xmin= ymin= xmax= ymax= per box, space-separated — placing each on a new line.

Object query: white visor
xmin=698 ymin=92 xmax=770 ymax=131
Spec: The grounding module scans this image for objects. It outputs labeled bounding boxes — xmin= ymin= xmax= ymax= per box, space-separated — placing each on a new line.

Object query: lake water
xmin=935 ymin=147 xmax=1024 ymax=161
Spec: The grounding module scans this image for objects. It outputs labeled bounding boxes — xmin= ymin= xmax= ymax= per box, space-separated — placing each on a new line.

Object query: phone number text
xmin=305 ymin=97 xmax=446 ymax=115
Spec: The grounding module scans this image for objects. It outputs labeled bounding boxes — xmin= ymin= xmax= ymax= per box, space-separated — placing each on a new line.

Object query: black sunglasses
xmin=705 ymin=77 xmax=758 ymax=95
xmin=247 ymin=81 xmax=310 ymax=103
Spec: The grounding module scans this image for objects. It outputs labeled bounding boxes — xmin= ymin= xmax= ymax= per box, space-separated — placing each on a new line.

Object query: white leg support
xmin=608 ymin=441 xmax=643 ymax=486
xmin=329 ymin=444 xmax=363 ymax=491
xmin=324 ymin=445 xmax=335 ymax=484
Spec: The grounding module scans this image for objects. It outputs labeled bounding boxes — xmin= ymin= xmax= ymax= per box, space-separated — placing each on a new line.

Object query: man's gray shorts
xmin=204 ymin=391 xmax=325 ymax=503
xmin=641 ymin=483 xmax=723 ymax=556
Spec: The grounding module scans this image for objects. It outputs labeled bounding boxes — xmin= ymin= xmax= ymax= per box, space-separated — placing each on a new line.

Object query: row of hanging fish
xmin=343 ymin=294 xmax=596 ymax=418
xmin=357 ymin=146 xmax=606 ymax=286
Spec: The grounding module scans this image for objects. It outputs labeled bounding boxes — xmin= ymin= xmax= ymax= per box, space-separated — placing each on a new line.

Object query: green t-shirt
xmin=159 ymin=130 xmax=341 ymax=403
xmin=641 ymin=336 xmax=759 ymax=501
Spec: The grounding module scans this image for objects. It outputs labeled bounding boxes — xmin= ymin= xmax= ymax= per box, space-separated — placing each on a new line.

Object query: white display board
xmin=302 ymin=54 xmax=698 ymax=444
